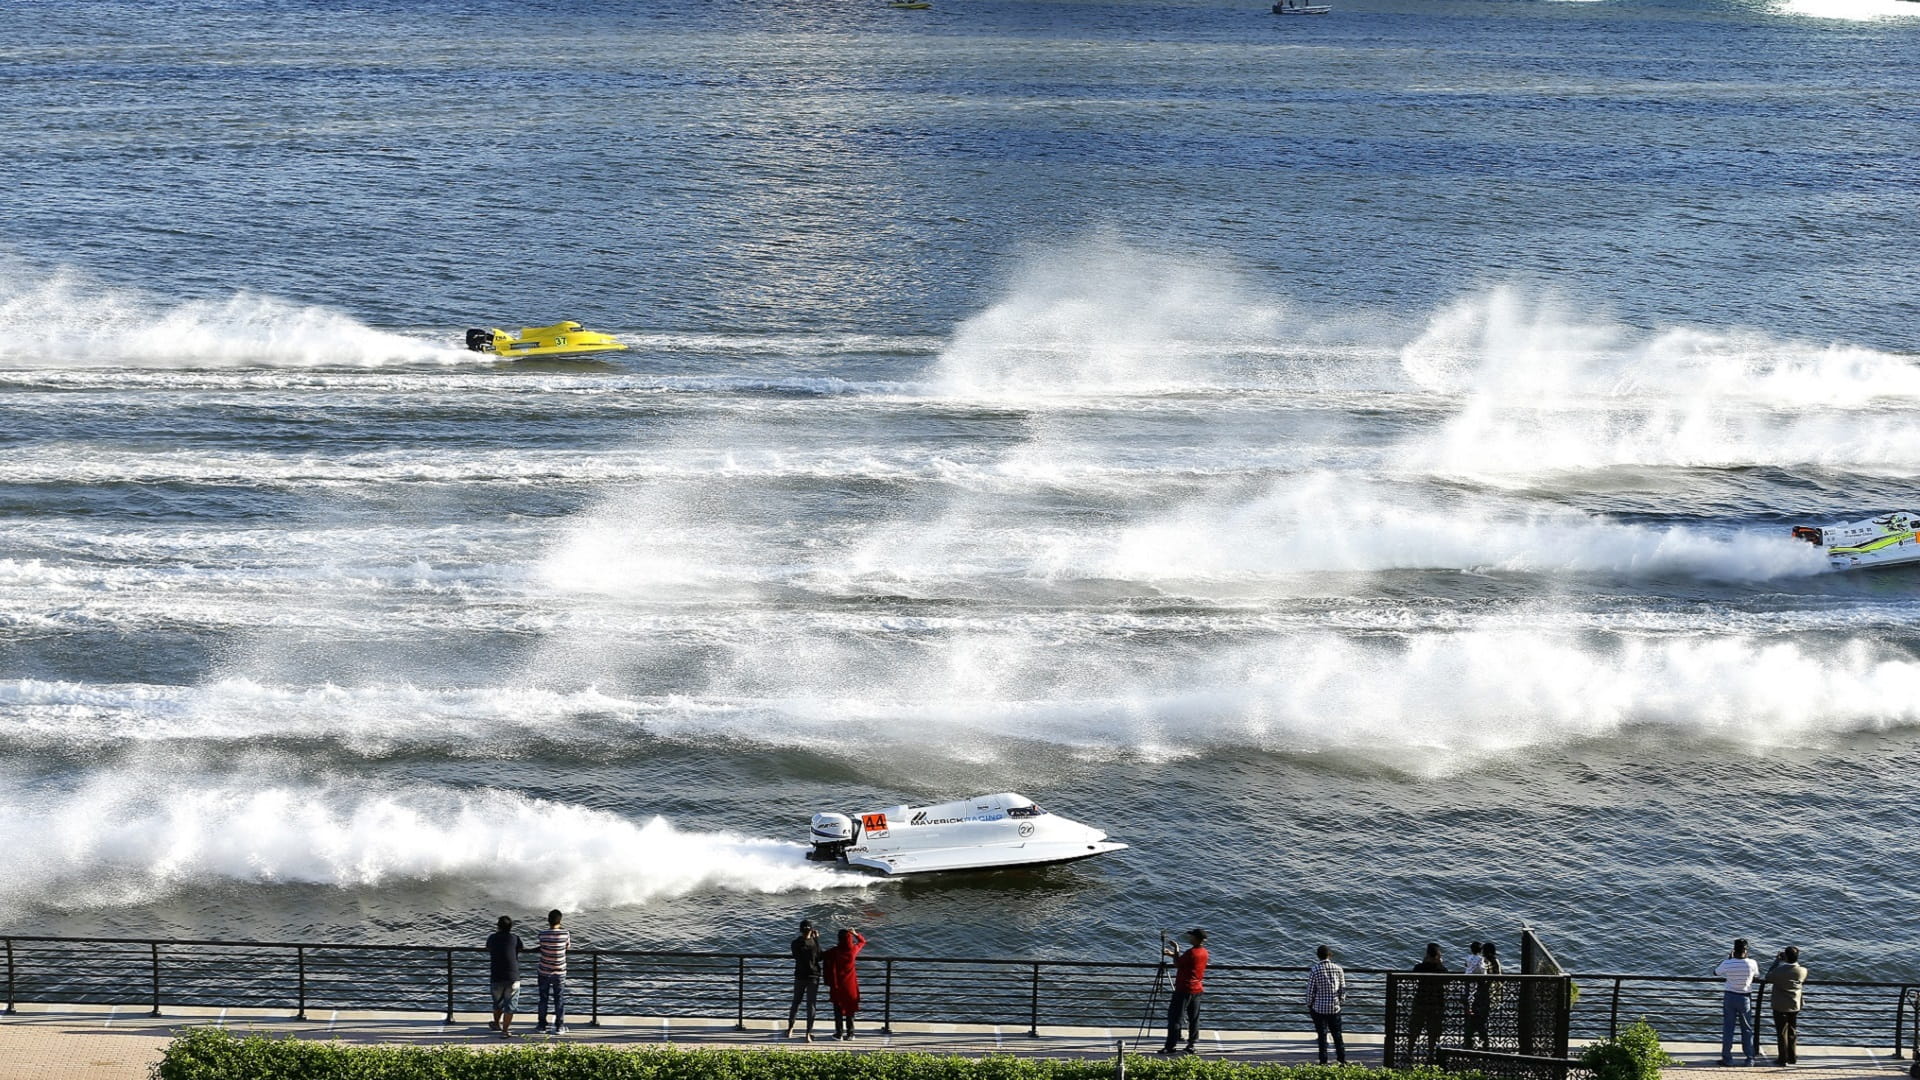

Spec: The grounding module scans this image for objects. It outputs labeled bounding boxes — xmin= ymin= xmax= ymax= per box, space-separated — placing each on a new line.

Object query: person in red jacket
xmin=822 ymin=927 xmax=868 ymax=1040
xmin=1158 ymin=928 xmax=1210 ymax=1055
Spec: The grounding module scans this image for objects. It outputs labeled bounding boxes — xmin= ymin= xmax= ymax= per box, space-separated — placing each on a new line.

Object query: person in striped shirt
xmin=534 ymin=909 xmax=571 ymax=1034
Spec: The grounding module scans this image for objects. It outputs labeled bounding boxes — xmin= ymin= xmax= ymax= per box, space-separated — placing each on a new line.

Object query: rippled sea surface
xmin=3 ymin=0 xmax=1919 ymax=979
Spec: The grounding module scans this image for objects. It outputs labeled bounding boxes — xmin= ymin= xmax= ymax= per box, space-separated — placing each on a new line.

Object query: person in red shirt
xmin=822 ymin=928 xmax=867 ymax=1041
xmin=1158 ymin=928 xmax=1210 ymax=1055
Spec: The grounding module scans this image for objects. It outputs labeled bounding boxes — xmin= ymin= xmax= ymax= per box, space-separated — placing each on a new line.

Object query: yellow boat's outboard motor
xmin=465 ymin=328 xmax=500 ymax=353
xmin=807 ymin=812 xmax=858 ymax=862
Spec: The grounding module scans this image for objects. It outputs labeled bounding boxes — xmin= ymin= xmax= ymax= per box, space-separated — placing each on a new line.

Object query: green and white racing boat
xmin=1793 ymin=511 xmax=1920 ymax=571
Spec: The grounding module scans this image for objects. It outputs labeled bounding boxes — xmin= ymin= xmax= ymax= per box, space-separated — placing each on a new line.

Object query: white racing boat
xmin=807 ymin=792 xmax=1126 ymax=875
xmin=1793 ymin=511 xmax=1920 ymax=571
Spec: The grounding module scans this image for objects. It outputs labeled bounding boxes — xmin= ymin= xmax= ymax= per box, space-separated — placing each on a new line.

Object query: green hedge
xmin=153 ymin=1029 xmax=1468 ymax=1080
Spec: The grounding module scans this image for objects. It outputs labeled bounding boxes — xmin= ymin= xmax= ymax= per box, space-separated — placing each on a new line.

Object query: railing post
xmin=590 ymin=951 xmax=600 ymax=1027
xmin=5 ymin=938 xmax=14 ymax=1015
xmin=881 ymin=958 xmax=893 ymax=1035
xmin=443 ymin=949 xmax=454 ymax=1024
xmin=736 ymin=956 xmax=747 ymax=1030
xmin=1383 ymin=972 xmax=1400 ymax=1069
xmin=1028 ymin=962 xmax=1041 ymax=1037
xmin=1894 ymin=987 xmax=1904 ymax=1059
xmin=1608 ymin=976 xmax=1621 ymax=1038
xmin=296 ymin=946 xmax=307 ymax=1020
xmin=149 ymin=943 xmax=161 ymax=1017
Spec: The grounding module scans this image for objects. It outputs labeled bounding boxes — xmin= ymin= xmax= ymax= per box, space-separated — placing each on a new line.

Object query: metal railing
xmin=0 ymin=935 xmax=1912 ymax=1055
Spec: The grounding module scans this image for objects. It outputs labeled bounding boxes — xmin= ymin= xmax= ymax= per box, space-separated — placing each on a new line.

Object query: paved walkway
xmin=0 ymin=1002 xmax=1910 ymax=1080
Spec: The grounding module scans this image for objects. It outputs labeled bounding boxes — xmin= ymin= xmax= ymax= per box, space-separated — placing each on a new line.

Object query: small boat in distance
xmin=889 ymin=1 xmax=930 ymax=8
xmin=465 ymin=321 xmax=629 ymax=360
xmin=1274 ymin=0 xmax=1332 ymax=12
xmin=807 ymin=792 xmax=1126 ymax=875
xmin=1793 ymin=511 xmax=1920 ymax=571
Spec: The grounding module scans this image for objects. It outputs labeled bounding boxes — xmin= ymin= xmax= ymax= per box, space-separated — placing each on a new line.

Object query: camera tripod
xmin=1131 ymin=931 xmax=1174 ymax=1051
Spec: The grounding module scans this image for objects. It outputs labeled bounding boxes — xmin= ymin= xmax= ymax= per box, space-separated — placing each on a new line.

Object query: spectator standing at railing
xmin=533 ymin=909 xmax=570 ymax=1036
xmin=485 ymin=915 xmax=526 ymax=1039
xmin=1306 ymin=944 xmax=1347 ymax=1064
xmin=1460 ymin=942 xmax=1486 ymax=1049
xmin=787 ymin=919 xmax=823 ymax=1042
xmin=1466 ymin=940 xmax=1502 ymax=1050
xmin=1714 ymin=937 xmax=1761 ymax=1066
xmin=1765 ymin=946 xmax=1807 ymax=1066
xmin=1157 ymin=928 xmax=1210 ymax=1056
xmin=822 ymin=927 xmax=866 ymax=1041
xmin=1409 ymin=942 xmax=1450 ymax=1058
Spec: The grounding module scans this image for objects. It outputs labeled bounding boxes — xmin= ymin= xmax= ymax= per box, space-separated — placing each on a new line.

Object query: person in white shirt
xmin=1713 ymin=938 xmax=1761 ymax=1066
xmin=1461 ymin=942 xmax=1488 ymax=1047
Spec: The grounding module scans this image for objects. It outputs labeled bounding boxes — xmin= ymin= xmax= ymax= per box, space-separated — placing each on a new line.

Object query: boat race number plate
xmin=862 ymin=812 xmax=889 ymax=838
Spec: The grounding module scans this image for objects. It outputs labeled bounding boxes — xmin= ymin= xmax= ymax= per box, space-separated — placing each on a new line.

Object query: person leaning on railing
xmin=1765 ymin=946 xmax=1808 ymax=1067
xmin=1306 ymin=944 xmax=1347 ymax=1064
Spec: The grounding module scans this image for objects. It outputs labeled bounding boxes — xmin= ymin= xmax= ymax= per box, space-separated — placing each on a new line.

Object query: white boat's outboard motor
xmin=807 ymin=811 xmax=857 ymax=862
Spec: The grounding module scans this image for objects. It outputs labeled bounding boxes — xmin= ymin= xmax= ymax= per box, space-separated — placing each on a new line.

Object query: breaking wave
xmin=0 ymin=268 xmax=459 ymax=367
xmin=13 ymin=627 xmax=1918 ymax=763
xmin=929 ymin=237 xmax=1394 ymax=398
xmin=0 ymin=772 xmax=861 ymax=915
xmin=1400 ymin=289 xmax=1920 ymax=478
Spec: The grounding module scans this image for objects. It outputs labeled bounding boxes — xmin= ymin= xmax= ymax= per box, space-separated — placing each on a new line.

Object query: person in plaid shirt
xmin=1306 ymin=945 xmax=1347 ymax=1064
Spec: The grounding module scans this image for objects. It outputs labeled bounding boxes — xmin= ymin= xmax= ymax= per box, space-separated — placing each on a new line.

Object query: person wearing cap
xmin=1158 ymin=929 xmax=1210 ymax=1055
xmin=1765 ymin=946 xmax=1808 ymax=1066
xmin=786 ymin=918 xmax=823 ymax=1040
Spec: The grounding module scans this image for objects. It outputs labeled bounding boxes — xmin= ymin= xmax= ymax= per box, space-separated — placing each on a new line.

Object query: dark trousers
xmin=1774 ymin=1011 xmax=1799 ymax=1065
xmin=1311 ymin=1010 xmax=1346 ymax=1063
xmin=1465 ymin=986 xmax=1491 ymax=1048
xmin=1410 ymin=1005 xmax=1445 ymax=1054
xmin=788 ymin=977 xmax=818 ymax=1031
xmin=833 ymin=1004 xmax=857 ymax=1038
xmin=536 ymin=973 xmax=565 ymax=1028
xmin=1163 ymin=990 xmax=1201 ymax=1050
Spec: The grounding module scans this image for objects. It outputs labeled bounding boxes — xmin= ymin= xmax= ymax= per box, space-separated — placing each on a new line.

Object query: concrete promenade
xmin=0 ymin=1002 xmax=1909 ymax=1080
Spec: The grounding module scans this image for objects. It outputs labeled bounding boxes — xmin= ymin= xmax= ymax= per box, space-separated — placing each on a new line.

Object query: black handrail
xmin=0 ymin=932 xmax=1911 ymax=1052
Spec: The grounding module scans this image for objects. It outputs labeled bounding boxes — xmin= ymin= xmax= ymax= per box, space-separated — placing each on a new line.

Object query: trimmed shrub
xmin=152 ymin=1028 xmax=1472 ymax=1080
xmin=1576 ymin=1020 xmax=1674 ymax=1080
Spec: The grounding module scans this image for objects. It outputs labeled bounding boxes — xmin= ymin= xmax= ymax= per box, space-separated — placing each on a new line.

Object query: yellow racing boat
xmin=465 ymin=321 xmax=629 ymax=359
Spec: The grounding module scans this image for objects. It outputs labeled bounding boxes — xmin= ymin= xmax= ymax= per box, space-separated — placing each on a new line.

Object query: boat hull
xmin=847 ymin=840 xmax=1128 ymax=876
xmin=467 ymin=322 xmax=630 ymax=360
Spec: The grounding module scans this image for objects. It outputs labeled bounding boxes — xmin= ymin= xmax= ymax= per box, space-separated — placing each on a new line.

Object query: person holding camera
xmin=823 ymin=927 xmax=867 ymax=1041
xmin=786 ymin=919 xmax=823 ymax=1041
xmin=1714 ymin=938 xmax=1761 ymax=1066
xmin=1157 ymin=929 xmax=1210 ymax=1055
xmin=1765 ymin=946 xmax=1808 ymax=1066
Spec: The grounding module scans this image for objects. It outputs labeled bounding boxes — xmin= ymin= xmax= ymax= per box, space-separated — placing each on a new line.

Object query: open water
xmin=3 ymin=0 xmax=1919 ymax=980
